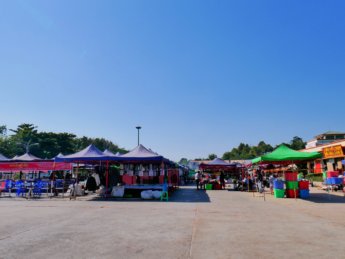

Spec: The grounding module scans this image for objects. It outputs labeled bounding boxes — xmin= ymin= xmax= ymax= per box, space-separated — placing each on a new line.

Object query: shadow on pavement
xmin=306 ymin=192 xmax=345 ymax=204
xmin=88 ymin=186 xmax=211 ymax=203
xmin=169 ymin=187 xmax=210 ymax=203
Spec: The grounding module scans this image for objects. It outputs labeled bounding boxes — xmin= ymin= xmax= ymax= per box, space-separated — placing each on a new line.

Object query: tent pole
xmin=106 ymin=161 xmax=109 ymax=198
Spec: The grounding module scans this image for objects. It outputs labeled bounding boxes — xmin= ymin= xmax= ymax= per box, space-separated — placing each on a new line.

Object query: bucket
xmin=286 ymin=189 xmax=299 ymax=198
xmin=205 ymin=184 xmax=213 ymax=190
xmin=326 ymin=177 xmax=343 ymax=184
xmin=285 ymin=172 xmax=298 ymax=181
xmin=286 ymin=181 xmax=298 ymax=190
xmin=273 ymin=189 xmax=285 ymax=198
xmin=300 ymin=189 xmax=310 ymax=199
xmin=273 ymin=179 xmax=284 ymax=189
xmin=327 ymin=171 xmax=339 ymax=178
xmin=298 ymin=181 xmax=309 ymax=190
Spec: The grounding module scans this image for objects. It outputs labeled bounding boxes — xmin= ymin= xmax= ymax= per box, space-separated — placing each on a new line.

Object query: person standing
xmin=220 ymin=172 xmax=225 ymax=190
xmin=195 ymin=171 xmax=200 ymax=190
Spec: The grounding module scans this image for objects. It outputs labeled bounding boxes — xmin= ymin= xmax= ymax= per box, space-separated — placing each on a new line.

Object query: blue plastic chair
xmin=33 ymin=181 xmax=44 ymax=197
xmin=15 ymin=180 xmax=26 ymax=197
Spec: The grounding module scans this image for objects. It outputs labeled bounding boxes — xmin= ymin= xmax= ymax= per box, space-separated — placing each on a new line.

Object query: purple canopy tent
xmin=55 ymin=145 xmax=121 ymax=196
xmin=12 ymin=153 xmax=42 ymax=162
xmin=0 ymin=153 xmax=10 ymax=161
xmin=118 ymin=144 xmax=176 ymax=186
xmin=199 ymin=158 xmax=237 ymax=171
xmin=119 ymin=144 xmax=165 ymax=162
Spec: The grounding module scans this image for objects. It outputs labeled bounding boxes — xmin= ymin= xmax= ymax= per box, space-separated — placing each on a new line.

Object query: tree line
xmin=178 ymin=136 xmax=306 ymax=164
xmin=222 ymin=136 xmax=306 ymax=160
xmin=0 ymin=123 xmax=127 ymax=159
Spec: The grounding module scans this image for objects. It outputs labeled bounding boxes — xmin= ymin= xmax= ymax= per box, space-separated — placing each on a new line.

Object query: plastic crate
xmin=205 ymin=184 xmax=213 ymax=190
xmin=300 ymin=189 xmax=310 ymax=199
xmin=286 ymin=181 xmax=298 ymax=190
xmin=273 ymin=179 xmax=284 ymax=190
xmin=273 ymin=189 xmax=285 ymax=198
xmin=298 ymin=180 xmax=309 ymax=190
xmin=327 ymin=171 xmax=339 ymax=178
xmin=286 ymin=189 xmax=299 ymax=198
xmin=285 ymin=172 xmax=298 ymax=181
xmin=328 ymin=177 xmax=343 ymax=185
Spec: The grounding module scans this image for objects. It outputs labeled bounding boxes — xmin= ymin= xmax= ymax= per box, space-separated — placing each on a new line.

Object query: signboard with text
xmin=0 ymin=162 xmax=72 ymax=172
xmin=323 ymin=145 xmax=344 ymax=159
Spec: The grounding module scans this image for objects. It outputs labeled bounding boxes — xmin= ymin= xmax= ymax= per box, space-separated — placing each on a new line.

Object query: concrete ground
xmin=0 ymin=186 xmax=344 ymax=259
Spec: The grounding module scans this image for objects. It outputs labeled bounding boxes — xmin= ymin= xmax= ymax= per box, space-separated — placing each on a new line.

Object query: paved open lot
xmin=0 ymin=186 xmax=344 ymax=259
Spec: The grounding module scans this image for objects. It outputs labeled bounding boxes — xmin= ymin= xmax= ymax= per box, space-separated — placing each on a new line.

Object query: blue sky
xmin=0 ymin=0 xmax=344 ymax=161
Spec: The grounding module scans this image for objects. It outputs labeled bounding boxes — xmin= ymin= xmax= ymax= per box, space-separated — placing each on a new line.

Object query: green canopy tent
xmin=252 ymin=144 xmax=322 ymax=164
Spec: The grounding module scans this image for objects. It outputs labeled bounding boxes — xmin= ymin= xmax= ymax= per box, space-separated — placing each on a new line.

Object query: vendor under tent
xmin=199 ymin=158 xmax=241 ymax=190
xmin=251 ymin=145 xmax=322 ymax=199
xmin=54 ymin=144 xmax=119 ymax=197
xmin=118 ymin=144 xmax=178 ymax=189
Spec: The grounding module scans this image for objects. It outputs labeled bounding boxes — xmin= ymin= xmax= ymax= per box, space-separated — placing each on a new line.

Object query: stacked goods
xmin=299 ymin=180 xmax=310 ymax=199
xmin=285 ymin=172 xmax=299 ymax=198
xmin=273 ymin=179 xmax=285 ymax=198
xmin=325 ymin=171 xmax=342 ymax=185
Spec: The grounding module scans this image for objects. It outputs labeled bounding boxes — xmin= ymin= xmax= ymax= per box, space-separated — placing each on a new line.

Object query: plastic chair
xmin=33 ymin=181 xmax=44 ymax=197
xmin=15 ymin=180 xmax=26 ymax=197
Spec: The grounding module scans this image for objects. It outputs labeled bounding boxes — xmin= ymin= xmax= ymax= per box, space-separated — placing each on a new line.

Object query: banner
xmin=0 ymin=162 xmax=72 ymax=172
xmin=323 ymin=145 xmax=344 ymax=159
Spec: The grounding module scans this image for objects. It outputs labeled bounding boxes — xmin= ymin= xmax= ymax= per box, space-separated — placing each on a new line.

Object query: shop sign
xmin=323 ymin=145 xmax=344 ymax=159
xmin=0 ymin=162 xmax=72 ymax=172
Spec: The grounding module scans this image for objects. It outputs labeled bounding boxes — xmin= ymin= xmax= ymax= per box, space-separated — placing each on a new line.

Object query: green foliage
xmin=222 ymin=137 xmax=305 ymax=160
xmin=178 ymin=158 xmax=188 ymax=165
xmin=222 ymin=141 xmax=273 ymax=160
xmin=289 ymin=136 xmax=306 ymax=150
xmin=0 ymin=123 xmax=127 ymax=158
xmin=0 ymin=125 xmax=7 ymax=136
xmin=208 ymin=153 xmax=217 ymax=160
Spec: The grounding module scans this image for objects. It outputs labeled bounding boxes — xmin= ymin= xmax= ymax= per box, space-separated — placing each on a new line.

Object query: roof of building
xmin=315 ymin=131 xmax=345 ymax=138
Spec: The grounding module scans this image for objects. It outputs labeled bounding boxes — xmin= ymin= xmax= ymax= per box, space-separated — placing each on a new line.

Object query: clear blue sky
xmin=1 ymin=0 xmax=344 ymax=161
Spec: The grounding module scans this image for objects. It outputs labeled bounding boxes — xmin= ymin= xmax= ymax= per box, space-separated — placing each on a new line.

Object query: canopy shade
xmin=12 ymin=153 xmax=42 ymax=161
xmin=0 ymin=153 xmax=9 ymax=161
xmin=103 ymin=149 xmax=118 ymax=157
xmin=119 ymin=144 xmax=166 ymax=163
xmin=251 ymin=144 xmax=322 ymax=164
xmin=55 ymin=144 xmax=111 ymax=162
xmin=199 ymin=158 xmax=237 ymax=170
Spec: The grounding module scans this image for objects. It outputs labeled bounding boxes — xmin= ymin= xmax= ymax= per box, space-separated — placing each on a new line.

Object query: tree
xmin=178 ymin=158 xmax=188 ymax=165
xmin=0 ymin=125 xmax=6 ymax=136
xmin=289 ymin=136 xmax=306 ymax=150
xmin=10 ymin=123 xmax=39 ymax=154
xmin=208 ymin=154 xmax=217 ymax=160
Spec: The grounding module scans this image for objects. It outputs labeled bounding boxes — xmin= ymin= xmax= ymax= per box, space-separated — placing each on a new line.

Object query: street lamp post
xmin=136 ymin=126 xmax=141 ymax=146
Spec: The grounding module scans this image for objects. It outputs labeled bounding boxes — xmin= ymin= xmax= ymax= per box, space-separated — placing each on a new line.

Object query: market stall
xmin=252 ymin=144 xmax=322 ymax=199
xmin=199 ymin=158 xmax=240 ymax=190
xmin=116 ymin=144 xmax=177 ymax=198
xmin=0 ymin=153 xmax=72 ymax=198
